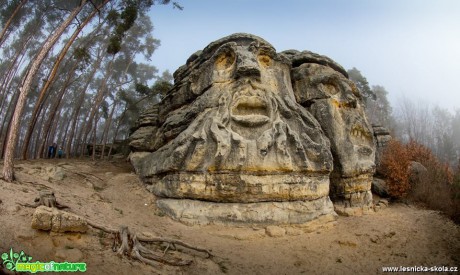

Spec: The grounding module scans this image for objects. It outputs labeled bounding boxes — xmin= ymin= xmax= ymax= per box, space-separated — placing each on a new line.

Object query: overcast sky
xmin=147 ymin=0 xmax=460 ymax=112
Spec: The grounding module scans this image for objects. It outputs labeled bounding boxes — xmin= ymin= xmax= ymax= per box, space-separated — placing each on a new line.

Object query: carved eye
xmin=322 ymin=83 xmax=339 ymax=95
xmin=215 ymin=51 xmax=235 ymax=70
xmin=258 ymin=54 xmax=272 ymax=67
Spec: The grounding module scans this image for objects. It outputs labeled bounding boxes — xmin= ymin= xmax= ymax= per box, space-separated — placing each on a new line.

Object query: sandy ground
xmin=0 ymin=159 xmax=459 ymax=275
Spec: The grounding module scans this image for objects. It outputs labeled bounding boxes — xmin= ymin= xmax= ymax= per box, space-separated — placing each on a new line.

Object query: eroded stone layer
xmin=145 ymin=173 xmax=329 ymax=203
xmin=156 ymin=197 xmax=337 ymax=225
xmin=329 ymin=176 xmax=374 ymax=216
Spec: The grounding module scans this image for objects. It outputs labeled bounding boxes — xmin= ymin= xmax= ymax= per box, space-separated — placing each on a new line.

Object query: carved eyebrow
xmin=248 ymin=41 xmax=275 ymax=54
xmin=215 ymin=42 xmax=237 ymax=55
xmin=258 ymin=46 xmax=276 ymax=57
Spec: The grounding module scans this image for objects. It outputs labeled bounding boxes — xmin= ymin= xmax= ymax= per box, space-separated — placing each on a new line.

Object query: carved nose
xmin=345 ymin=94 xmax=357 ymax=108
xmin=236 ymin=58 xmax=261 ymax=78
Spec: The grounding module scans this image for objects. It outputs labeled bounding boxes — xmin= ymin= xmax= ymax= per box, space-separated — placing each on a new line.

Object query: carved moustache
xmin=228 ymin=79 xmax=272 ymax=127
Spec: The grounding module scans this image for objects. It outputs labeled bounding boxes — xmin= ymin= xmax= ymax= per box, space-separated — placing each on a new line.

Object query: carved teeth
xmin=351 ymin=127 xmax=368 ymax=140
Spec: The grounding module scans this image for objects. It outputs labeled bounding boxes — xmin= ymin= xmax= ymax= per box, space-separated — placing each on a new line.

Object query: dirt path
xmin=0 ymin=159 xmax=459 ymax=274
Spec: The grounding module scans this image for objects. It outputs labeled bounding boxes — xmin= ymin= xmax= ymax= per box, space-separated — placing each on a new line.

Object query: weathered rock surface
xmin=285 ymin=51 xmax=376 ymax=213
xmin=373 ymin=125 xmax=391 ymax=169
xmin=265 ymin=226 xmax=286 ymax=237
xmin=31 ymin=206 xmax=88 ymax=233
xmin=156 ymin=197 xmax=337 ymax=225
xmin=130 ymin=106 xmax=159 ymax=152
xmin=372 ymin=177 xmax=389 ymax=197
xmin=130 ymin=33 xmax=377 ymax=224
xmin=18 ymin=164 xmax=66 ymax=181
xmin=145 ymin=173 xmax=330 ymax=203
xmin=409 ymin=161 xmax=427 ymax=185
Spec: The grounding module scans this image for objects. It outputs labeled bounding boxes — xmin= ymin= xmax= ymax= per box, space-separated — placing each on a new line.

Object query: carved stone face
xmin=133 ymin=34 xmax=333 ymax=203
xmin=197 ymin=38 xmax=298 ymax=140
xmin=291 ymin=63 xmax=375 ymax=178
xmin=128 ymin=34 xmax=379 ymax=223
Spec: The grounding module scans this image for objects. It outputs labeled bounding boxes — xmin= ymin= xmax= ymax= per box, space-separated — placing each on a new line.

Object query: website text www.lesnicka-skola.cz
xmin=382 ymin=266 xmax=458 ymax=272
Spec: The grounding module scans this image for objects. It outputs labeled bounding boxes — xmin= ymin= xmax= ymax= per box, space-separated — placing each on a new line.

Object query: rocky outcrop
xmin=284 ymin=51 xmax=375 ymax=215
xmin=409 ymin=161 xmax=427 ymax=186
xmin=129 ymin=106 xmax=159 ymax=152
xmin=130 ymin=33 xmax=377 ymax=224
xmin=372 ymin=177 xmax=389 ymax=197
xmin=156 ymin=197 xmax=337 ymax=226
xmin=372 ymin=125 xmax=392 ymax=168
xmin=31 ymin=206 xmax=88 ymax=233
xmin=369 ymin=125 xmax=392 ymax=199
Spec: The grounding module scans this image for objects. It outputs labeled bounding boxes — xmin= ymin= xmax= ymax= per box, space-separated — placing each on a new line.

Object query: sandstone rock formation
xmin=372 ymin=125 xmax=392 ymax=168
xmin=283 ymin=50 xmax=375 ymax=215
xmin=130 ymin=33 xmax=376 ymax=224
xmin=31 ymin=206 xmax=88 ymax=233
xmin=371 ymin=125 xmax=392 ymax=198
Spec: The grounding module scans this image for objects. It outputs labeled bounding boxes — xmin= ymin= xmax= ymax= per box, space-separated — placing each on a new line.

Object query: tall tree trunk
xmin=0 ymin=39 xmax=31 ymax=124
xmin=0 ymin=34 xmax=31 ymax=109
xmin=36 ymin=64 xmax=77 ymax=159
xmin=65 ymin=90 xmax=87 ymax=158
xmin=76 ymin=110 xmax=90 ymax=158
xmin=0 ymin=91 xmax=19 ymax=158
xmin=0 ymin=0 xmax=28 ymax=48
xmin=31 ymin=105 xmax=48 ymax=158
xmin=107 ymin=105 xmax=130 ymax=158
xmin=100 ymin=100 xmax=117 ymax=159
xmin=2 ymin=0 xmax=88 ymax=182
xmin=91 ymin=111 xmax=100 ymax=160
xmin=59 ymin=111 xmax=72 ymax=155
xmin=80 ymin=56 xmax=114 ymax=157
xmin=47 ymin=108 xmax=63 ymax=154
xmin=65 ymin=50 xmax=104 ymax=158
xmin=21 ymin=0 xmax=109 ymax=159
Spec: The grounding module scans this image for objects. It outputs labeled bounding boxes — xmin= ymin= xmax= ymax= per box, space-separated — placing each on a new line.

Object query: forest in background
xmin=349 ymin=68 xmax=460 ymax=222
xmin=348 ymin=67 xmax=460 ymax=168
xmin=0 ymin=0 xmax=180 ymax=181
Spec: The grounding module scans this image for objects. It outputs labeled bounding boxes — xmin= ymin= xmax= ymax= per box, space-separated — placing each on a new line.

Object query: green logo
xmin=1 ymin=248 xmax=86 ymax=273
xmin=1 ymin=248 xmax=33 ymax=271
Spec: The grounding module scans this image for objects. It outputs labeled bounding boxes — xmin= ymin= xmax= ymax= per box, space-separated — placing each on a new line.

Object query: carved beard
xmin=161 ymin=79 xmax=331 ymax=174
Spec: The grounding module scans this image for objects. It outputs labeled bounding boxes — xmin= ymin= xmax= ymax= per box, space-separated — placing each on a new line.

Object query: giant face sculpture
xmin=130 ymin=34 xmax=374 ymax=224
xmin=133 ymin=34 xmax=333 ymax=205
xmin=286 ymin=51 xmax=375 ymax=211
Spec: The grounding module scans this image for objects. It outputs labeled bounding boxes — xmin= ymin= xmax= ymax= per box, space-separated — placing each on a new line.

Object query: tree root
xmin=87 ymin=221 xmax=212 ymax=267
xmin=20 ymin=193 xmax=212 ymax=268
xmin=71 ymin=171 xmax=104 ymax=182
xmin=18 ymin=190 xmax=69 ymax=209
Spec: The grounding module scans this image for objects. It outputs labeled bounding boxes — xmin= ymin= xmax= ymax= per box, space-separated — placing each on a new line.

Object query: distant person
xmin=47 ymin=143 xmax=55 ymax=158
xmin=57 ymin=147 xmax=63 ymax=159
xmin=52 ymin=143 xmax=57 ymax=158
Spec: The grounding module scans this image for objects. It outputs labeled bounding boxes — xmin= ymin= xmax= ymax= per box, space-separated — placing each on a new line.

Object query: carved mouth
xmin=350 ymin=123 xmax=373 ymax=157
xmin=350 ymin=124 xmax=370 ymax=140
xmin=231 ymin=96 xmax=270 ymax=126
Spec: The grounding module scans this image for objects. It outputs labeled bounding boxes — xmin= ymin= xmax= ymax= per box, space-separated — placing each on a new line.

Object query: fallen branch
xmin=87 ymin=220 xmax=117 ymax=233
